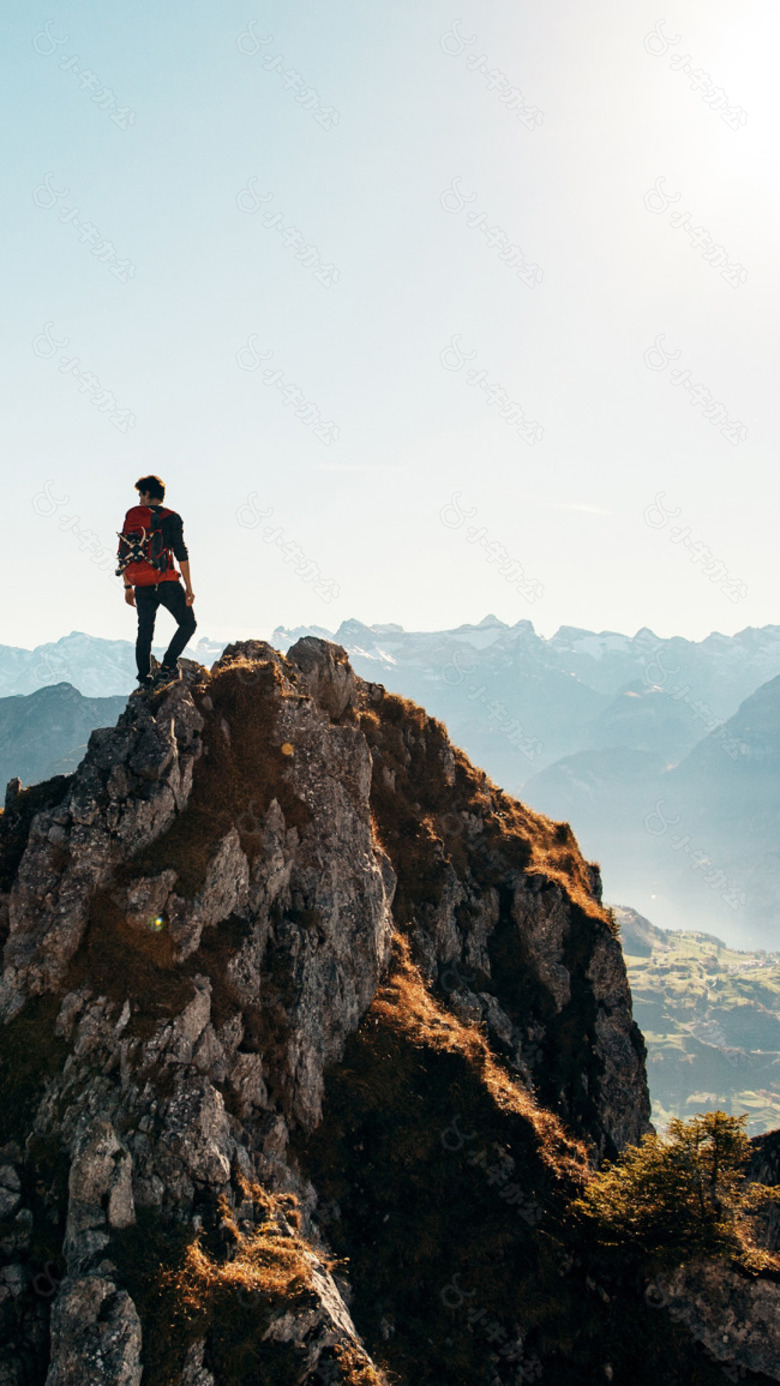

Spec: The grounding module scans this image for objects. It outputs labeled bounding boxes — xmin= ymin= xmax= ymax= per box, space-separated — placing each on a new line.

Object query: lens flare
xmin=281 ymin=742 xmax=294 ymax=756
xmin=148 ymin=915 xmax=166 ymax=932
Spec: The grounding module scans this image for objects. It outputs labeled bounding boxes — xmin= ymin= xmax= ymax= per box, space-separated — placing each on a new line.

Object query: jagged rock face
xmin=351 ymin=680 xmax=651 ymax=1162
xmin=1 ymin=642 xmax=395 ymax=1130
xmin=2 ymin=635 xmax=749 ymax=1386
xmin=652 ymin=1259 xmax=780 ymax=1378
xmin=0 ymin=690 xmax=204 ymax=1013
xmin=748 ymin=1129 xmax=780 ymax=1252
xmin=0 ymin=642 xmax=398 ymax=1383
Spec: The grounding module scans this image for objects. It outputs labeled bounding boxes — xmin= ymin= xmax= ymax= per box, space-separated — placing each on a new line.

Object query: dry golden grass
xmin=331 ymin=1342 xmax=393 ymax=1385
xmin=160 ymin=1175 xmax=398 ymax=1384
xmin=374 ymin=934 xmax=592 ymax=1184
xmin=170 ymin=1180 xmax=317 ymax=1317
xmin=490 ymin=786 xmax=609 ymax=925
xmin=358 ymin=689 xmax=613 ymax=933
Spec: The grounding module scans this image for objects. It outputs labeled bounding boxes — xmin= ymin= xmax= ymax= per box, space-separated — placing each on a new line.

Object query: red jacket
xmin=120 ymin=505 xmax=188 ymax=587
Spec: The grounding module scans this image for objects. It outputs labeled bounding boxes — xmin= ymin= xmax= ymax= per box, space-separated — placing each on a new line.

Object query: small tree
xmin=573 ymin=1111 xmax=780 ymax=1272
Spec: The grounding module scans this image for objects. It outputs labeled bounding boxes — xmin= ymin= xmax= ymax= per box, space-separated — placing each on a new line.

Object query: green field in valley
xmin=615 ymin=905 xmax=780 ymax=1137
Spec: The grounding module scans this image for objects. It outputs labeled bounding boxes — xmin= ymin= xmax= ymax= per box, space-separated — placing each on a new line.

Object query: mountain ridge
xmin=0 ymin=638 xmax=777 ymax=1383
xmin=5 ymin=621 xmax=780 ymax=955
xmin=0 ymin=683 xmax=127 ymax=792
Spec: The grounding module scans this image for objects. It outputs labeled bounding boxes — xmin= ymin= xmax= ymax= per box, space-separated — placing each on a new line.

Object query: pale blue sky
xmin=2 ymin=0 xmax=778 ymax=649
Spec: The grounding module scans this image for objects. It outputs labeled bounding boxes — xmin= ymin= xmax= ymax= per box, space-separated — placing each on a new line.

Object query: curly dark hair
xmin=135 ymin=475 xmax=166 ymax=501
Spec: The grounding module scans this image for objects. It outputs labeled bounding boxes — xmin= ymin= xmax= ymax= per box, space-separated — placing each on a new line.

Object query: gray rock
xmin=46 ymin=1277 xmax=142 ymax=1386
xmin=653 ymin=1259 xmax=780 ymax=1379
xmin=0 ymin=1169 xmax=20 ymax=1220
xmin=0 ymin=682 xmax=204 ymax=1013
xmin=64 ymin=1119 xmax=135 ymax=1275
xmin=181 ymin=1340 xmax=215 ymax=1386
xmin=3 ymin=640 xmax=756 ymax=1383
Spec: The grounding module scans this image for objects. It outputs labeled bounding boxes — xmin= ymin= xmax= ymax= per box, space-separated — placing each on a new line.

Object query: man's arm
xmin=121 ymin=510 xmax=136 ymax=605
xmin=179 ymin=559 xmax=194 ymax=606
xmin=167 ymin=513 xmax=194 ymax=604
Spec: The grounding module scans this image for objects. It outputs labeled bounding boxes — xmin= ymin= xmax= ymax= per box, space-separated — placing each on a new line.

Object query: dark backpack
xmin=116 ymin=506 xmax=173 ymax=580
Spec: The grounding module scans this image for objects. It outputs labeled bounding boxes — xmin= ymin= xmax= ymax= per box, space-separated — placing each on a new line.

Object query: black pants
xmin=135 ymin=582 xmax=197 ymax=680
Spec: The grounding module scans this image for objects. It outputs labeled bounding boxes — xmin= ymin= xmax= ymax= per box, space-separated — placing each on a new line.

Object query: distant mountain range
xmin=7 ymin=620 xmax=780 ymax=744
xmin=0 ymin=683 xmax=127 ymax=793
xmin=525 ymin=675 xmax=780 ymax=950
xmin=273 ymin=617 xmax=780 ymax=789
xmin=4 ymin=618 xmax=780 ymax=948
xmin=0 ymin=631 xmax=225 ymax=699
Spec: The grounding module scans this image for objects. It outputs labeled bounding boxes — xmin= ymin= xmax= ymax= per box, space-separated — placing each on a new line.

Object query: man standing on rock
xmin=117 ymin=475 xmax=196 ymax=692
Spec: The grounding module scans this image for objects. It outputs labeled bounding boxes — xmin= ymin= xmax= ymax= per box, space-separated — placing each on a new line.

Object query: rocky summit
xmin=0 ymin=639 xmax=776 ymax=1385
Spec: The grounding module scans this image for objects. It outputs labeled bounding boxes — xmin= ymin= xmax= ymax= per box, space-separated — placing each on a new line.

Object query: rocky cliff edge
xmin=0 ymin=638 xmax=770 ymax=1385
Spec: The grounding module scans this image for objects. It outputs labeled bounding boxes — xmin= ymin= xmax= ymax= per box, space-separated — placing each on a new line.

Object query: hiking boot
xmin=133 ymin=674 xmax=156 ymax=694
xmin=153 ymin=663 xmax=181 ymax=688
